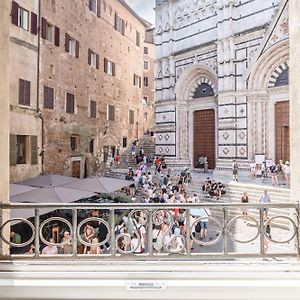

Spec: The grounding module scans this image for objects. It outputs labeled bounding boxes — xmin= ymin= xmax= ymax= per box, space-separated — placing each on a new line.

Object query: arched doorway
xmin=193 ymin=109 xmax=216 ymax=169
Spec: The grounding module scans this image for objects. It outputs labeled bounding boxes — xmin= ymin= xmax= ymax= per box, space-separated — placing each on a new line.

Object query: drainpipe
xmin=37 ymin=0 xmax=44 ymax=174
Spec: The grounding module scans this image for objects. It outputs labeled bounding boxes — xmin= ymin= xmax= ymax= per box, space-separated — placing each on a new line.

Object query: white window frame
xmin=46 ymin=22 xmax=54 ymax=43
xmin=69 ymin=38 xmax=76 ymax=57
xmin=107 ymin=60 xmax=113 ymax=76
xmin=18 ymin=7 xmax=29 ymax=31
xmin=91 ymin=52 xmax=97 ymax=68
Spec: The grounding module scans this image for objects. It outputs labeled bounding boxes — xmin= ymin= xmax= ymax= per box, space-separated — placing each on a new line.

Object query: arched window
xmin=275 ymin=67 xmax=289 ymax=87
xmin=192 ymin=83 xmax=214 ymax=98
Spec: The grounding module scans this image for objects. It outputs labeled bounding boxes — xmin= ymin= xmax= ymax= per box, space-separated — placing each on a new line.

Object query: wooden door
xmin=193 ymin=109 xmax=216 ymax=169
xmin=275 ymin=101 xmax=290 ymax=163
xmin=72 ymin=161 xmax=81 ymax=178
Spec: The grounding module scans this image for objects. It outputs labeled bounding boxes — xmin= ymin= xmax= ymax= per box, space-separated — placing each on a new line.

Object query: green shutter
xmin=31 ymin=136 xmax=38 ymax=165
xmin=10 ymin=134 xmax=17 ymax=166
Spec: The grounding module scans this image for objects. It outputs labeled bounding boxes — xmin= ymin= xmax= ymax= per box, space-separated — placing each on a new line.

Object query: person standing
xmin=241 ymin=192 xmax=249 ymax=222
xmin=59 ymin=231 xmax=73 ymax=254
xmin=249 ymin=162 xmax=257 ymax=180
xmin=232 ymin=160 xmax=239 ymax=181
xmin=260 ymin=190 xmax=271 ymax=219
xmin=42 ymin=238 xmax=58 ymax=255
xmin=283 ymin=161 xmax=290 ymax=185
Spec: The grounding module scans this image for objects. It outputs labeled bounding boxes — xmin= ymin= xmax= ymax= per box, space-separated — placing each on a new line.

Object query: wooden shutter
xmin=75 ymin=40 xmax=79 ymax=58
xmin=30 ymin=136 xmax=38 ymax=165
xmin=11 ymin=1 xmax=19 ymax=26
xmin=66 ymin=93 xmax=74 ymax=113
xmin=114 ymin=13 xmax=117 ymax=30
xmin=112 ymin=62 xmax=115 ymax=76
xmin=10 ymin=134 xmax=17 ymax=166
xmin=44 ymin=86 xmax=54 ymax=109
xmin=54 ymin=26 xmax=60 ymax=46
xmin=19 ymin=79 xmax=25 ymax=104
xmin=121 ymin=19 xmax=125 ymax=35
xmin=90 ymin=100 xmax=96 ymax=118
xmin=65 ymin=33 xmax=70 ymax=52
xmin=88 ymin=49 xmax=91 ymax=65
xmin=96 ymin=54 xmax=99 ymax=69
xmin=41 ymin=17 xmax=47 ymax=39
xmin=97 ymin=0 xmax=101 ymax=17
xmin=24 ymin=80 xmax=31 ymax=106
xmin=104 ymin=58 xmax=108 ymax=73
xmin=31 ymin=12 xmax=38 ymax=35
xmin=138 ymin=76 xmax=141 ymax=88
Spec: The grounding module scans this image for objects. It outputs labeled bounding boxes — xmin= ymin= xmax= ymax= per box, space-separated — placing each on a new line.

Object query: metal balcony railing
xmin=0 ymin=202 xmax=299 ymax=260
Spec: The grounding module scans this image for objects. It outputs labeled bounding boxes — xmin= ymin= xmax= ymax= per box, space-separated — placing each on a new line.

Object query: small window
xmin=70 ymin=136 xmax=78 ymax=151
xmin=104 ymin=58 xmax=115 ymax=76
xmin=44 ymin=86 xmax=54 ymax=109
xmin=114 ymin=13 xmax=125 ymax=35
xmin=136 ymin=31 xmax=140 ymax=47
xmin=89 ymin=139 xmax=95 ymax=154
xmin=143 ymin=77 xmax=149 ymax=87
xmin=90 ymin=100 xmax=96 ymax=118
xmin=144 ymin=61 xmax=149 ymax=70
xmin=144 ymin=47 xmax=148 ymax=54
xmin=129 ymin=110 xmax=134 ymax=125
xmin=69 ymin=38 xmax=76 ymax=57
xmin=108 ymin=105 xmax=115 ymax=121
xmin=66 ymin=93 xmax=75 ymax=114
xmin=19 ymin=79 xmax=31 ymax=106
xmin=17 ymin=135 xmax=27 ymax=164
xmin=144 ymin=112 xmax=148 ymax=121
xmin=46 ymin=22 xmax=54 ymax=42
xmin=18 ymin=7 xmax=29 ymax=31
xmin=133 ymin=74 xmax=141 ymax=87
xmin=89 ymin=0 xmax=99 ymax=14
xmin=122 ymin=137 xmax=127 ymax=148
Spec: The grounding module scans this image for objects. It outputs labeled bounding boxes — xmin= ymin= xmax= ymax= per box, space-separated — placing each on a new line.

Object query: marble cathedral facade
xmin=155 ymin=0 xmax=289 ymax=172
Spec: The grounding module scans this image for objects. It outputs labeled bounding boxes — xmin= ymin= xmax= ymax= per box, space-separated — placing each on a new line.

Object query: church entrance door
xmin=275 ymin=101 xmax=290 ymax=163
xmin=193 ymin=109 xmax=216 ymax=169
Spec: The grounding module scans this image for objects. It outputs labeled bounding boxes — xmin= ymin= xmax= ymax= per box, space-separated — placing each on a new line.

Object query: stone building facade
xmin=155 ymin=0 xmax=289 ymax=172
xmin=9 ymin=0 xmax=42 ymax=182
xmin=4 ymin=0 xmax=155 ymax=182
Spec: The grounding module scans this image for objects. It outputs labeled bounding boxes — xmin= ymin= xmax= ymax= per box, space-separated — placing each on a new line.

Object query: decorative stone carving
xmin=223 ymin=147 xmax=229 ymax=155
xmin=223 ymin=132 xmax=229 ymax=140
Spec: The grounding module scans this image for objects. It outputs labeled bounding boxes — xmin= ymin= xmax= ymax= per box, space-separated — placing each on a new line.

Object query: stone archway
xmin=247 ymin=40 xmax=289 ymax=162
xmin=175 ymin=65 xmax=218 ymax=168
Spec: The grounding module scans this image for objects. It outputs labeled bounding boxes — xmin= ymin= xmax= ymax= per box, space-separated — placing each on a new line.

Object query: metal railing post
xmin=186 ymin=208 xmax=191 ymax=255
xmin=72 ymin=208 xmax=78 ymax=258
xmin=34 ymin=208 xmax=40 ymax=258
xmin=297 ymin=203 xmax=300 ymax=259
xmin=259 ymin=208 xmax=265 ymax=256
xmin=147 ymin=208 xmax=153 ymax=257
xmin=223 ymin=207 xmax=228 ymax=256
xmin=110 ymin=208 xmax=116 ymax=256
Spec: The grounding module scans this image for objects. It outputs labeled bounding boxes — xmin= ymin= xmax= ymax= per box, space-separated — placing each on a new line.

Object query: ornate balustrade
xmin=0 ymin=202 xmax=299 ymax=260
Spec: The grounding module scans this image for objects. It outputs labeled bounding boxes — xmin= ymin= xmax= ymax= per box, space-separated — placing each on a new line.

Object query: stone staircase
xmin=185 ymin=179 xmax=292 ymax=228
xmin=117 ymin=134 xmax=155 ymax=169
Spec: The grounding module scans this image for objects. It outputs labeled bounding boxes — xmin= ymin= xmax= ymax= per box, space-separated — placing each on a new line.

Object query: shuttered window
xmin=65 ymin=34 xmax=79 ymax=57
xmin=89 ymin=0 xmax=100 ymax=17
xmin=70 ymin=136 xmax=78 ymax=151
xmin=129 ymin=110 xmax=134 ymax=125
xmin=10 ymin=134 xmax=17 ymax=166
xmin=16 ymin=135 xmax=27 ymax=164
xmin=66 ymin=93 xmax=75 ymax=114
xmin=133 ymin=74 xmax=141 ymax=87
xmin=18 ymin=6 xmax=29 ymax=31
xmin=122 ymin=137 xmax=127 ymax=148
xmin=144 ymin=47 xmax=148 ymax=54
xmin=114 ymin=13 xmax=125 ymax=35
xmin=30 ymin=135 xmax=38 ymax=165
xmin=44 ymin=86 xmax=54 ymax=109
xmin=31 ymin=12 xmax=37 ymax=35
xmin=104 ymin=58 xmax=115 ymax=76
xmin=19 ymin=79 xmax=31 ymax=106
xmin=108 ymin=105 xmax=115 ymax=121
xmin=90 ymin=100 xmax=96 ymax=118
xmin=89 ymin=139 xmax=95 ymax=154
xmin=144 ymin=76 xmax=149 ymax=87
xmin=54 ymin=26 xmax=60 ymax=46
xmin=88 ymin=49 xmax=99 ymax=69
xmin=11 ymin=1 xmax=19 ymax=26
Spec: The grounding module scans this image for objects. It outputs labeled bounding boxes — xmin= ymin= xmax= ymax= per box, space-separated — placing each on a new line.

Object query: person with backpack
xmin=232 ymin=160 xmax=239 ymax=181
xmin=269 ymin=162 xmax=279 ymax=186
